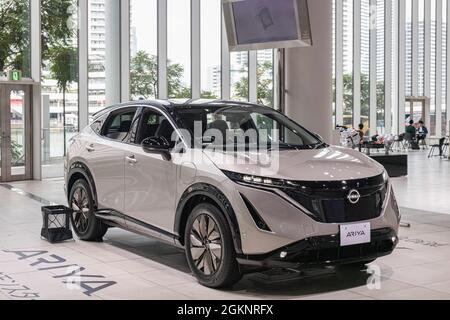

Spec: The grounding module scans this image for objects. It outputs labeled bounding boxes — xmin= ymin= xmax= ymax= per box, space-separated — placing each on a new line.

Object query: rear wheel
xmin=185 ymin=203 xmax=242 ymax=288
xmin=69 ymin=179 xmax=107 ymax=241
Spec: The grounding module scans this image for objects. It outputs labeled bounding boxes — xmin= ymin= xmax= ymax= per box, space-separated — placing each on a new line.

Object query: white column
xmin=424 ymin=0 xmax=431 ymax=131
xmin=105 ymin=0 xmax=121 ymax=105
xmin=412 ymin=0 xmax=419 ymax=96
xmin=221 ymin=8 xmax=230 ymax=100
xmin=335 ymin=0 xmax=344 ymax=126
xmin=79 ymin=0 xmax=89 ymax=129
xmin=436 ymin=0 xmax=443 ymax=136
xmin=31 ymin=0 xmax=41 ymax=180
xmin=121 ymin=0 xmax=130 ymax=102
xmin=353 ymin=0 xmax=361 ymax=129
xmin=447 ymin=0 xmax=450 ymax=134
xmin=398 ymin=0 xmax=406 ymax=134
xmin=191 ymin=0 xmax=201 ymax=99
xmin=158 ymin=0 xmax=168 ymax=99
xmin=385 ymin=0 xmax=393 ymax=135
xmin=391 ymin=0 xmax=399 ymax=135
xmin=369 ymin=0 xmax=377 ymax=135
xmin=285 ymin=0 xmax=332 ymax=143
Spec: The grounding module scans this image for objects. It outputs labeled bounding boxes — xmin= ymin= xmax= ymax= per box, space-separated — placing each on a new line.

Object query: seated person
xmin=405 ymin=120 xmax=417 ymax=138
xmin=417 ymin=120 xmax=428 ymax=141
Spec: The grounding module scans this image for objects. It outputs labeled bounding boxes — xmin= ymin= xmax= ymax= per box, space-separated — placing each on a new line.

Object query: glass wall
xmin=0 ymin=0 xmax=31 ymax=78
xmin=441 ymin=0 xmax=448 ymax=136
xmin=200 ymin=0 xmax=221 ymax=99
xmin=230 ymin=52 xmax=249 ymax=102
xmin=360 ymin=0 xmax=370 ymax=131
xmin=342 ymin=0 xmax=353 ymax=127
xmin=130 ymin=0 xmax=158 ymax=100
xmin=333 ymin=0 xmax=450 ymax=136
xmin=376 ymin=0 xmax=385 ymax=135
xmin=167 ymin=0 xmax=191 ymax=99
xmin=257 ymin=50 xmax=274 ymax=106
xmin=88 ymin=0 xmax=106 ymax=116
xmin=41 ymin=0 xmax=79 ymax=179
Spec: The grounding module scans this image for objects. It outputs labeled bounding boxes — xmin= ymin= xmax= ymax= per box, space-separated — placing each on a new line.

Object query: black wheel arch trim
xmin=67 ymin=162 xmax=98 ymax=208
xmin=175 ymin=183 xmax=243 ymax=254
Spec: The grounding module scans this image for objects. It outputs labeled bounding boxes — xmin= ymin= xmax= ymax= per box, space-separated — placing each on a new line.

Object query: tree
xmin=49 ymin=45 xmax=78 ymax=155
xmin=130 ymin=50 xmax=191 ymax=100
xmin=130 ymin=51 xmax=158 ymax=99
xmin=233 ymin=61 xmax=274 ymax=105
xmin=0 ymin=0 xmax=74 ymax=73
xmin=201 ymin=90 xmax=219 ymax=99
xmin=0 ymin=0 xmax=31 ymax=73
xmin=335 ymin=73 xmax=386 ymax=129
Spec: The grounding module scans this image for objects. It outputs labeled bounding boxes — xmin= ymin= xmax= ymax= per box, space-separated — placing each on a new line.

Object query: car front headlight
xmin=223 ymin=170 xmax=279 ymax=187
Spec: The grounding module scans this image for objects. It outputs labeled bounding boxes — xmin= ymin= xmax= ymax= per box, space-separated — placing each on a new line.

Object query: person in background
xmin=406 ymin=120 xmax=416 ymax=137
xmin=357 ymin=124 xmax=365 ymax=151
xmin=417 ymin=120 xmax=429 ymax=149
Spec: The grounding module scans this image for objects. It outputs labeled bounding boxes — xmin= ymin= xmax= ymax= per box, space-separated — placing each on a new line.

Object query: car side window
xmin=135 ymin=108 xmax=179 ymax=148
xmin=91 ymin=116 xmax=105 ymax=135
xmin=102 ymin=108 xmax=138 ymax=142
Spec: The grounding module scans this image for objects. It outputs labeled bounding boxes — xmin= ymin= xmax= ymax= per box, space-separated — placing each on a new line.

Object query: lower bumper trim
xmin=237 ymin=228 xmax=398 ymax=270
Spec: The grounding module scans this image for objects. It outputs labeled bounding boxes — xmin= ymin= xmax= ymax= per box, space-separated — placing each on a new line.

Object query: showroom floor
xmin=1 ymin=150 xmax=450 ymax=300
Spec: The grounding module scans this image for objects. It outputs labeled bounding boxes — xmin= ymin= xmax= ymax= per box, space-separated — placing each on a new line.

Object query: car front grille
xmin=282 ymin=174 xmax=388 ymax=223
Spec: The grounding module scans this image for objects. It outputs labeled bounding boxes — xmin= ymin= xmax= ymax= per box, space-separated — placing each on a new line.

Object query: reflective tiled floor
xmin=0 ymin=150 xmax=449 ymax=300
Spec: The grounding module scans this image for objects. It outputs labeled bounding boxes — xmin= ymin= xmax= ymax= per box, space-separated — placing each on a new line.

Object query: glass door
xmin=0 ymin=84 xmax=32 ymax=182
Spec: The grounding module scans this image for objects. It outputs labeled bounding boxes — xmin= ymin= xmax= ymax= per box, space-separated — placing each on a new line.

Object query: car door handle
xmin=126 ymin=155 xmax=138 ymax=164
xmin=86 ymin=144 xmax=95 ymax=152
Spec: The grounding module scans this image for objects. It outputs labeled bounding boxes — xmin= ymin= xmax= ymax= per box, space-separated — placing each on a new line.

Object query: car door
xmin=122 ymin=106 xmax=179 ymax=234
xmin=86 ymin=107 xmax=139 ymax=213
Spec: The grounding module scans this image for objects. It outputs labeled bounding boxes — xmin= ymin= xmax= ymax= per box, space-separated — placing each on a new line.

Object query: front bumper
xmin=237 ymin=228 xmax=398 ymax=270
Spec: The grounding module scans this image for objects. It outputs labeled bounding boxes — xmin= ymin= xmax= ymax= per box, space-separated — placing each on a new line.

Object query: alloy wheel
xmin=190 ymin=214 xmax=223 ymax=276
xmin=71 ymin=187 xmax=90 ymax=233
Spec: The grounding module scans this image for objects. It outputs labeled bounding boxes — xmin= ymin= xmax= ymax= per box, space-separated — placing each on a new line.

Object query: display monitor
xmin=223 ymin=0 xmax=312 ymax=51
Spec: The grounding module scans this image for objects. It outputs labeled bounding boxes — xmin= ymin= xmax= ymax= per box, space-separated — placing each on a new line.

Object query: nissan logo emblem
xmin=347 ymin=189 xmax=361 ymax=204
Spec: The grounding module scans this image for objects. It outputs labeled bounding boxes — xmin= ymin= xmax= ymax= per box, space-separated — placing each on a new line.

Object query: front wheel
xmin=185 ymin=203 xmax=242 ymax=288
xmin=69 ymin=179 xmax=108 ymax=242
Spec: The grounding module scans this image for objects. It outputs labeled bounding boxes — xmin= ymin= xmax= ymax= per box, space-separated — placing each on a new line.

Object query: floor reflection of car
xmin=65 ymin=100 xmax=400 ymax=288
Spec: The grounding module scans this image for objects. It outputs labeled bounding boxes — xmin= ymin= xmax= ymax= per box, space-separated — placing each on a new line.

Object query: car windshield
xmin=174 ymin=105 xmax=323 ymax=150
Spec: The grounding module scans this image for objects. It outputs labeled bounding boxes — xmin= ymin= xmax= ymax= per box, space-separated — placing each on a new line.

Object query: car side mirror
xmin=142 ymin=137 xmax=172 ymax=161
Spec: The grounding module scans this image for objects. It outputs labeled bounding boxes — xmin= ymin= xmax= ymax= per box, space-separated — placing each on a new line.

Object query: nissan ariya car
xmin=65 ymin=100 xmax=400 ymax=288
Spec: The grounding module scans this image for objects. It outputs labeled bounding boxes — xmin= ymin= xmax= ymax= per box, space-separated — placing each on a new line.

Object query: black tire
xmin=69 ymin=179 xmax=108 ymax=242
xmin=185 ymin=203 xmax=242 ymax=288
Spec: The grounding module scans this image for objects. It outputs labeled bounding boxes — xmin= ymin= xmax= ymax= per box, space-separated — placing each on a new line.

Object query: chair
xmin=443 ymin=137 xmax=449 ymax=157
xmin=392 ymin=134 xmax=406 ymax=152
xmin=428 ymin=137 xmax=446 ymax=158
xmin=404 ymin=132 xmax=414 ymax=150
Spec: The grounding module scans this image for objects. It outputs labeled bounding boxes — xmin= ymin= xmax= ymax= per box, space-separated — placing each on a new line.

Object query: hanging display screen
xmin=223 ymin=0 xmax=313 ymax=51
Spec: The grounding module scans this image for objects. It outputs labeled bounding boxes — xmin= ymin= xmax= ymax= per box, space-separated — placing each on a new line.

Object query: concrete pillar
xmin=285 ymin=0 xmax=332 ymax=143
xmin=105 ymin=0 xmax=121 ymax=106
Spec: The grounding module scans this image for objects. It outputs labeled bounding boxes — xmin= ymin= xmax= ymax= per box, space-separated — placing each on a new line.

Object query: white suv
xmin=65 ymin=100 xmax=400 ymax=288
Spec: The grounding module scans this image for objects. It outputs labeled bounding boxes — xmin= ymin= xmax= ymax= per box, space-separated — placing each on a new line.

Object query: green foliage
xmin=0 ymin=0 xmax=31 ymax=74
xmin=233 ymin=60 xmax=274 ymax=106
xmin=130 ymin=51 xmax=158 ymax=99
xmin=200 ymin=90 xmax=219 ymax=100
xmin=130 ymin=50 xmax=192 ymax=100
xmin=333 ymin=73 xmax=386 ymax=126
xmin=49 ymin=46 xmax=78 ymax=94
xmin=0 ymin=0 xmax=75 ymax=74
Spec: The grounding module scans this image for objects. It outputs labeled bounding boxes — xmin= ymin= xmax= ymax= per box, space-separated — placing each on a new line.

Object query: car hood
xmin=204 ymin=146 xmax=384 ymax=181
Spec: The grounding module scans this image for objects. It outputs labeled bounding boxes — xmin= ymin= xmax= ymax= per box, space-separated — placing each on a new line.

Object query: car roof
xmin=92 ymin=99 xmax=266 ymax=119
